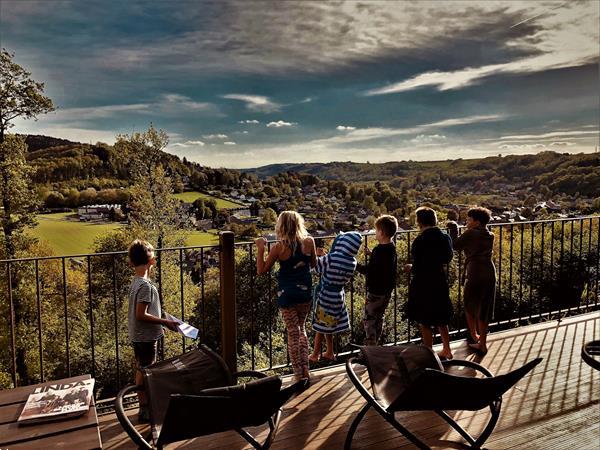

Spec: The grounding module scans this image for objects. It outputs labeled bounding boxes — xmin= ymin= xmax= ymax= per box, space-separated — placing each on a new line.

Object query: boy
xmin=127 ymin=239 xmax=178 ymax=422
xmin=357 ymin=215 xmax=398 ymax=345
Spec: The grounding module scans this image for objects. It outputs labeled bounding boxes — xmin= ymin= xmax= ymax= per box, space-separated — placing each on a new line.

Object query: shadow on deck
xmin=99 ymin=311 xmax=599 ymax=449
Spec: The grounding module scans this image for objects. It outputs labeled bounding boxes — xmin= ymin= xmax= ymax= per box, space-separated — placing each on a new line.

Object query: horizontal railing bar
xmin=0 ymin=243 xmax=221 ymax=263
xmin=2 ymin=216 xmax=597 ymax=262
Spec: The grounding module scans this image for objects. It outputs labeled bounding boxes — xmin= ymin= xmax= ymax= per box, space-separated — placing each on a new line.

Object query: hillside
xmin=22 ymin=134 xmax=244 ymax=191
xmin=247 ymin=152 xmax=600 ymax=197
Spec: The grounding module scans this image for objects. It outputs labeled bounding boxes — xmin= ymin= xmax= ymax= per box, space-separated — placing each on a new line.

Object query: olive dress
xmin=449 ymin=225 xmax=496 ymax=321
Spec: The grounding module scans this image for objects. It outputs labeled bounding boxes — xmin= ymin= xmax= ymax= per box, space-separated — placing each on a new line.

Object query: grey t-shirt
xmin=128 ymin=276 xmax=164 ymax=343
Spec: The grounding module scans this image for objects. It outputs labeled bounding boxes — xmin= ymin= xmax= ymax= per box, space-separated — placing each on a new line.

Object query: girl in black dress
xmin=405 ymin=207 xmax=454 ymax=359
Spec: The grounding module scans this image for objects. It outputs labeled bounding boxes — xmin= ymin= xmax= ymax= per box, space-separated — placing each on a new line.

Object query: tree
xmin=0 ymin=49 xmax=54 ymax=143
xmin=260 ymin=207 xmax=277 ymax=226
xmin=0 ymin=135 xmax=40 ymax=258
xmin=115 ymin=125 xmax=186 ymax=249
xmin=0 ymin=51 xmax=53 ymax=386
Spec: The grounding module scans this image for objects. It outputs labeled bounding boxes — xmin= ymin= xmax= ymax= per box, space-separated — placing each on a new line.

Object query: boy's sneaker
xmin=137 ymin=406 xmax=150 ymax=423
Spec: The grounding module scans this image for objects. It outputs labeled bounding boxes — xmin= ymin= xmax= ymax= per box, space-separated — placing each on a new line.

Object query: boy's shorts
xmin=132 ymin=340 xmax=158 ymax=368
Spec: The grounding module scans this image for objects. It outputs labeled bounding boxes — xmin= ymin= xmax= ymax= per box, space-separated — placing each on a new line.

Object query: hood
xmin=331 ymin=231 xmax=362 ymax=257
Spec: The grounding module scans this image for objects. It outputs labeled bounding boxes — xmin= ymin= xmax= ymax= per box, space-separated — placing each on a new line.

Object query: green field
xmin=172 ymin=191 xmax=244 ymax=209
xmin=29 ymin=213 xmax=219 ymax=256
xmin=29 ymin=212 xmax=122 ymax=256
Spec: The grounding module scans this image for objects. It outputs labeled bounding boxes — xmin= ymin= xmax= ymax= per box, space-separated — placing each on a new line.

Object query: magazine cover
xmin=18 ymin=379 xmax=95 ymax=424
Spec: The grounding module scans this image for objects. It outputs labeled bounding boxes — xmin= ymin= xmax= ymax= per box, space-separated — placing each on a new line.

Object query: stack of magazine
xmin=18 ymin=379 xmax=95 ymax=424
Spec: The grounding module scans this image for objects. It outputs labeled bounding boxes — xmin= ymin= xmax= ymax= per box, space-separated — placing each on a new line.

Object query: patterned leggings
xmin=280 ymin=302 xmax=312 ymax=377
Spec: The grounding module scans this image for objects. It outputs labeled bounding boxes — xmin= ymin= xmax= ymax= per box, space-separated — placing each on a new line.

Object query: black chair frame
xmin=345 ymin=357 xmax=502 ymax=450
xmin=115 ymin=346 xmax=305 ymax=450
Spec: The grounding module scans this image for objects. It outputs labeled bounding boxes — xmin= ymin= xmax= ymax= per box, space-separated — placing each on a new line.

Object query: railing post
xmin=219 ymin=231 xmax=237 ymax=372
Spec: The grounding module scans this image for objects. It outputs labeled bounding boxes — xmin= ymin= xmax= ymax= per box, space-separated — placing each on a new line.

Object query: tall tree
xmin=0 ymin=49 xmax=54 ymax=143
xmin=115 ymin=125 xmax=186 ymax=249
xmin=0 ymin=50 xmax=52 ymax=386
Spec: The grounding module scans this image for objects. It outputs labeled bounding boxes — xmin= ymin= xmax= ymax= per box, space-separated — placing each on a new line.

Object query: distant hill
xmin=21 ymin=134 xmax=243 ymax=191
xmin=246 ymin=152 xmax=600 ymax=197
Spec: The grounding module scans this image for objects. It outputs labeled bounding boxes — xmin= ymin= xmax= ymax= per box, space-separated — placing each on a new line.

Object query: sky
xmin=1 ymin=0 xmax=599 ymax=169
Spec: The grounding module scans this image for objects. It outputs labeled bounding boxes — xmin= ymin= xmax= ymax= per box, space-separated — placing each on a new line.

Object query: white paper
xmin=165 ymin=313 xmax=200 ymax=340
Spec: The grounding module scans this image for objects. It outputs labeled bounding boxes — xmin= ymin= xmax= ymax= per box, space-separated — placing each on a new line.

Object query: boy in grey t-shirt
xmin=127 ymin=239 xmax=178 ymax=422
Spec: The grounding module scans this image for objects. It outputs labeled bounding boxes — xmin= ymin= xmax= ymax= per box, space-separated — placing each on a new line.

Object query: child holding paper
xmin=127 ymin=239 xmax=178 ymax=422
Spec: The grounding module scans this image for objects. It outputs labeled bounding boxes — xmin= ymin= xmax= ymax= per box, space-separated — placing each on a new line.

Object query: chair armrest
xmin=442 ymin=359 xmax=494 ymax=378
xmin=114 ymin=384 xmax=152 ymax=450
xmin=232 ymin=370 xmax=268 ymax=380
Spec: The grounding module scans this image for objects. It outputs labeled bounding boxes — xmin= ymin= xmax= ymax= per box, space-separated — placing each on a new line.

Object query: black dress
xmin=406 ymin=227 xmax=454 ymax=326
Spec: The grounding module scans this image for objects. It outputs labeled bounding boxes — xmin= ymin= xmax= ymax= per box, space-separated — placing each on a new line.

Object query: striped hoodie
xmin=312 ymin=231 xmax=362 ymax=334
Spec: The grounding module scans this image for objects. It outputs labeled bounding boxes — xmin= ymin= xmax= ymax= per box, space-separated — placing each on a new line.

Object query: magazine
xmin=18 ymin=378 xmax=95 ymax=424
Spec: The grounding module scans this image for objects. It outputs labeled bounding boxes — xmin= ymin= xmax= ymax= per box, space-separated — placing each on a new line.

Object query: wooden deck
xmin=99 ymin=311 xmax=599 ymax=449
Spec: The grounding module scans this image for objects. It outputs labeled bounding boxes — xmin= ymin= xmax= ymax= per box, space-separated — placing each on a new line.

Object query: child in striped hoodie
xmin=309 ymin=231 xmax=362 ymax=362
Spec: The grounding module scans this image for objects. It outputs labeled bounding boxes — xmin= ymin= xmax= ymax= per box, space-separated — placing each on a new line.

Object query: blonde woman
xmin=256 ymin=211 xmax=317 ymax=382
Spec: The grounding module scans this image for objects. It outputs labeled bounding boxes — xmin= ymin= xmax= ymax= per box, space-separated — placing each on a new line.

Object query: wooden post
xmin=219 ymin=231 xmax=237 ymax=372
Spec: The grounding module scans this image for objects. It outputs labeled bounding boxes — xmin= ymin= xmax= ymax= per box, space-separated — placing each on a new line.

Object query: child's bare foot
xmin=468 ymin=343 xmax=488 ymax=355
xmin=308 ymin=354 xmax=320 ymax=363
xmin=437 ymin=350 xmax=453 ymax=360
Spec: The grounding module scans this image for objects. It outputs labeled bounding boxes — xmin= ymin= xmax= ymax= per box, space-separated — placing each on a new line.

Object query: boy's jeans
xmin=363 ymin=293 xmax=391 ymax=345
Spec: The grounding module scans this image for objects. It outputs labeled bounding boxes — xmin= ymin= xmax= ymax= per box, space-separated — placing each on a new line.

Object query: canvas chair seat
xmin=115 ymin=344 xmax=306 ymax=449
xmin=345 ymin=344 xmax=542 ymax=450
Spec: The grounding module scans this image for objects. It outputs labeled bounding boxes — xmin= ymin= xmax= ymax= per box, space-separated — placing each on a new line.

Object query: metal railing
xmin=1 ymin=216 xmax=598 ymax=399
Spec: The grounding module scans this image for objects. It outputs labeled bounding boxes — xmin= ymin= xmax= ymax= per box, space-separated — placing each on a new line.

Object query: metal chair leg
xmin=344 ymin=402 xmax=371 ymax=449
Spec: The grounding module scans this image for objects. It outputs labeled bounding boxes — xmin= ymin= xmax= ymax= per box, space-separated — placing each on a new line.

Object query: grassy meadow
xmin=29 ymin=213 xmax=219 ymax=256
xmin=172 ymin=191 xmax=244 ymax=209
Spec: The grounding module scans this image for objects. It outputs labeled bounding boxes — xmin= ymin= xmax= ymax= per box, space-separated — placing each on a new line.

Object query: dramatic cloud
xmin=223 ymin=141 xmax=236 ymax=145
xmin=266 ymin=120 xmax=296 ymax=128
xmin=3 ymin=1 xmax=597 ymax=167
xmin=364 ymin=2 xmax=599 ymax=94
xmin=222 ymin=94 xmax=280 ymax=112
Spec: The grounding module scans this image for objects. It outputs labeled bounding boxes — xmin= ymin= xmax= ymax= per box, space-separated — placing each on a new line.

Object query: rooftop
xmin=99 ymin=311 xmax=599 ymax=449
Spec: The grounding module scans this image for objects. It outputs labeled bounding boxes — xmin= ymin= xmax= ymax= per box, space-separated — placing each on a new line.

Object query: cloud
xmin=202 ymin=134 xmax=228 ymax=139
xmin=223 ymin=141 xmax=236 ymax=145
xmin=222 ymin=94 xmax=280 ymax=112
xmin=410 ymin=134 xmax=447 ymax=144
xmin=68 ymin=1 xmax=596 ymax=79
xmin=497 ymin=130 xmax=598 ymax=140
xmin=171 ymin=140 xmax=205 ymax=148
xmin=549 ymin=141 xmax=576 ymax=147
xmin=498 ymin=143 xmax=547 ymax=150
xmin=363 ymin=2 xmax=599 ymax=94
xmin=336 ymin=125 xmax=356 ymax=131
xmin=238 ymin=119 xmax=260 ymax=124
xmin=312 ymin=115 xmax=505 ymax=146
xmin=266 ymin=120 xmax=296 ymax=128
xmin=41 ymin=94 xmax=217 ymax=125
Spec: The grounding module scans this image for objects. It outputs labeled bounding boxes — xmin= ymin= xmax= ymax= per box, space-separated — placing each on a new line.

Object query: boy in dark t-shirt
xmin=357 ymin=215 xmax=398 ymax=345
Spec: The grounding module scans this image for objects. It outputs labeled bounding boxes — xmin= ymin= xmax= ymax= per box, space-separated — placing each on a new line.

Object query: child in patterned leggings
xmin=255 ymin=211 xmax=317 ymax=382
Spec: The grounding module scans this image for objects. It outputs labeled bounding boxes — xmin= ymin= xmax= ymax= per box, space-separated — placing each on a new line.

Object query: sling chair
xmin=115 ymin=344 xmax=307 ymax=449
xmin=345 ymin=344 xmax=542 ymax=449
xmin=582 ymin=340 xmax=600 ymax=370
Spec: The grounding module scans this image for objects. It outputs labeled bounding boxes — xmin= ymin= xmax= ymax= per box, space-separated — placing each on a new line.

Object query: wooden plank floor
xmin=99 ymin=312 xmax=599 ymax=449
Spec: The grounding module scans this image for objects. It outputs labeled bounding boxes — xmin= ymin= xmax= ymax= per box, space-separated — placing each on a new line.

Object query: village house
xmin=77 ymin=204 xmax=122 ymax=221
